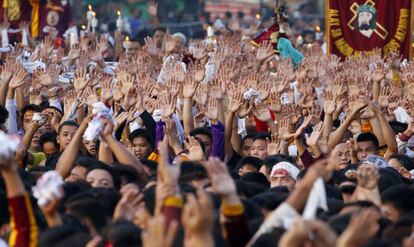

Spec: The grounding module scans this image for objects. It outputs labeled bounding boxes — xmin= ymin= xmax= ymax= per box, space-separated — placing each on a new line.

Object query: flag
xmin=326 ymin=0 xmax=414 ymax=59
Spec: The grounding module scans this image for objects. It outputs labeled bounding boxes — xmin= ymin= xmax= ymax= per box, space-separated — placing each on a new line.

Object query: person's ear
xmin=56 ymin=135 xmax=60 ymax=144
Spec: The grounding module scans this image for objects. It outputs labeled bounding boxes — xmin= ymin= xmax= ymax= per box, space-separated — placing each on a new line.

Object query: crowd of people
xmin=0 ymin=2 xmax=414 ymax=247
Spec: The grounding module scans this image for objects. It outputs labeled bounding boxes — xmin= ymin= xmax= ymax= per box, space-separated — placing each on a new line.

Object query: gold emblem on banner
xmin=347 ymin=0 xmax=388 ymax=39
xmin=47 ymin=10 xmax=60 ymax=27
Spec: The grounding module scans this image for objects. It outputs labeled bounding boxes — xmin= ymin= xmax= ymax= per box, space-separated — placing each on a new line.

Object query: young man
xmin=129 ymin=129 xmax=154 ymax=160
xmin=356 ymin=132 xmax=379 ymax=160
xmin=250 ymin=133 xmax=271 ymax=160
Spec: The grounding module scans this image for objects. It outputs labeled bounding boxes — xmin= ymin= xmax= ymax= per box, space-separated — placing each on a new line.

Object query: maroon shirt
xmin=39 ymin=0 xmax=72 ymax=38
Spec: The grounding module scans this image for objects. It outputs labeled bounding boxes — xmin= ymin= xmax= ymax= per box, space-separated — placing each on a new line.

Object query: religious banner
xmin=326 ymin=0 xmax=414 ymax=59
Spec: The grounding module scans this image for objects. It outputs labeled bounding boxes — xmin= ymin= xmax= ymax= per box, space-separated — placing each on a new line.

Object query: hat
xmin=270 ymin=162 xmax=300 ymax=181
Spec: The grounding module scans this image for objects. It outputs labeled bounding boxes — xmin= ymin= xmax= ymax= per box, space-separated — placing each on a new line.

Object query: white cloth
xmin=303 ymin=177 xmax=328 ymax=220
xmin=5 ymin=99 xmax=18 ymax=134
xmin=32 ymin=171 xmax=64 ymax=206
xmin=247 ymin=203 xmax=298 ymax=246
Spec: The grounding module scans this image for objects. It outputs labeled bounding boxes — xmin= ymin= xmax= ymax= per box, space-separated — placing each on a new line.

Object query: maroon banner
xmin=326 ymin=0 xmax=414 ymax=59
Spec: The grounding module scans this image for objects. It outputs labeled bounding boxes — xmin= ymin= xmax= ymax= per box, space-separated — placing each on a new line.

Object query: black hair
xmin=235 ymin=156 xmax=264 ymax=173
xmin=0 ymin=105 xmax=8 ymax=125
xmin=86 ymin=164 xmax=122 ymax=190
xmin=153 ymin=26 xmax=167 ymax=34
xmin=39 ymin=131 xmax=58 ymax=147
xmin=21 ymin=104 xmax=42 ymax=123
xmin=389 ymin=154 xmax=414 ymax=171
xmin=140 ymin=159 xmax=158 ymax=174
xmin=252 ymin=227 xmax=286 ymax=247
xmin=241 ymin=172 xmax=270 ymax=188
xmin=76 ymin=156 xmax=106 ymax=170
xmin=128 ymin=129 xmax=154 ymax=148
xmin=381 ymin=185 xmax=414 ymax=216
xmin=143 ymin=186 xmax=156 ymax=215
xmin=252 ymin=191 xmax=288 ymax=211
xmin=65 ymin=192 xmax=108 ymax=234
xmin=39 ymin=225 xmax=91 ymax=247
xmin=103 ymin=220 xmax=142 ymax=247
xmin=253 ymin=132 xmax=271 ymax=142
xmin=179 ymin=161 xmax=208 ymax=184
xmin=356 ymin=132 xmax=379 ymax=151
xmin=189 ymin=127 xmax=212 ymax=141
xmin=58 ymin=120 xmax=79 ymax=134
xmin=389 ymin=121 xmax=408 ymax=135
xmin=241 ymin=133 xmax=255 ymax=146
xmin=111 ymin=163 xmax=143 ymax=188
xmin=236 ymin=180 xmax=267 ymax=198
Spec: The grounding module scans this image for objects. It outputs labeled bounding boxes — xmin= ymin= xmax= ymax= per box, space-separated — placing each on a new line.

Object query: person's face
xmin=331 ymin=143 xmax=351 ymax=170
xmin=31 ymin=127 xmax=45 ymax=150
xmin=270 ymin=174 xmax=296 ymax=191
xmin=83 ymin=139 xmax=96 ymax=156
xmin=86 ymin=169 xmax=114 ymax=189
xmin=23 ymin=111 xmax=35 ymax=132
xmin=153 ymin=30 xmax=165 ymax=47
xmin=194 ymin=134 xmax=211 ymax=157
xmin=241 ymin=138 xmax=253 ymax=157
xmin=132 ymin=137 xmax=152 ymax=159
xmin=65 ymin=165 xmax=87 ymax=182
xmin=173 ymin=37 xmax=185 ymax=52
xmin=358 ymin=12 xmax=373 ymax=27
xmin=381 ymin=203 xmax=400 ymax=222
xmin=57 ymin=125 xmax=78 ymax=151
xmin=238 ymin=164 xmax=258 ymax=176
xmin=357 ymin=141 xmax=377 ymax=160
xmin=42 ymin=141 xmax=59 ymax=157
xmin=251 ymin=139 xmax=268 ymax=160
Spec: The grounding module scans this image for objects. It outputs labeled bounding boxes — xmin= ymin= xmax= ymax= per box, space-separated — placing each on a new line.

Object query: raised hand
xmin=182 ymin=190 xmax=214 ymax=240
xmin=237 ymin=100 xmax=253 ymax=118
xmin=378 ymin=86 xmax=391 ymax=108
xmin=144 ymin=37 xmax=160 ymax=57
xmin=74 ymin=68 xmax=91 ymax=91
xmin=191 ymin=42 xmax=208 ymax=60
xmin=252 ymin=102 xmax=271 ymax=122
xmin=205 ymin=157 xmax=237 ymax=197
xmin=209 ymin=78 xmax=225 ymax=100
xmin=0 ymin=63 xmax=13 ymax=83
xmin=142 ymin=215 xmax=178 ymax=247
xmin=160 ymin=92 xmax=177 ymax=118
xmin=37 ymin=64 xmax=60 ymax=87
xmin=123 ymin=86 xmax=139 ymax=110
xmin=323 ymin=89 xmax=336 ymax=115
xmin=294 ymin=115 xmax=312 ymax=139
xmin=267 ymin=134 xmax=281 ymax=156
xmin=186 ymin=136 xmax=204 ymax=162
xmin=100 ymin=76 xmax=113 ymax=102
xmin=256 ymin=40 xmax=274 ymax=62
xmin=228 ymin=91 xmax=243 ymax=113
xmin=8 ymin=67 xmax=26 ymax=89
xmin=305 ymin=121 xmax=324 ymax=147
xmin=278 ymin=116 xmax=292 ymax=140
xmin=268 ymin=92 xmax=282 ymax=113
xmin=83 ymin=87 xmax=99 ymax=106
xmin=205 ymin=97 xmax=219 ymax=121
